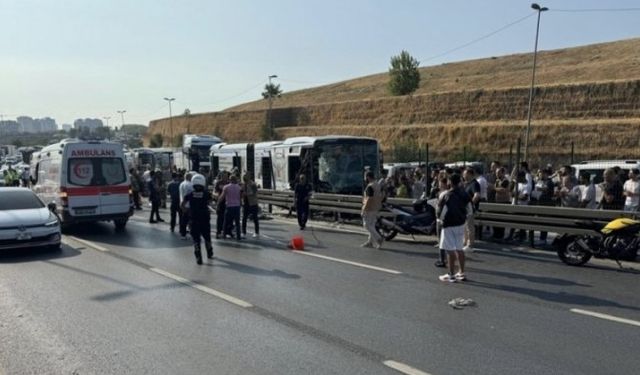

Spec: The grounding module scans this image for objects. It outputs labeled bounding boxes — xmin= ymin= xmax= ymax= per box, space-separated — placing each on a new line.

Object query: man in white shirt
xmin=623 ymin=168 xmax=640 ymax=212
xmin=178 ymin=172 xmax=194 ymax=239
xmin=579 ymin=172 xmax=597 ymax=209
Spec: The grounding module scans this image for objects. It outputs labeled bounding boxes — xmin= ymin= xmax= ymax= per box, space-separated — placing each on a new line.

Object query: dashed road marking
xmin=292 ymin=251 xmax=402 ymax=275
xmin=383 ymin=360 xmax=432 ymax=375
xmin=149 ymin=267 xmax=253 ymax=308
xmin=570 ymin=308 xmax=640 ymax=327
xmin=65 ymin=236 xmax=109 ymax=252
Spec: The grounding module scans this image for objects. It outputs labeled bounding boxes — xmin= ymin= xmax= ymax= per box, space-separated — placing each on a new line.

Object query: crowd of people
xmin=361 ymin=160 xmax=640 ymax=283
xmin=128 ymin=166 xmax=262 ymax=264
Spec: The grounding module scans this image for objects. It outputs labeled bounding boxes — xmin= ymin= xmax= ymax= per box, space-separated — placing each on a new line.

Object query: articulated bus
xmin=210 ymin=136 xmax=380 ymax=195
xmin=174 ymin=134 xmax=223 ymax=175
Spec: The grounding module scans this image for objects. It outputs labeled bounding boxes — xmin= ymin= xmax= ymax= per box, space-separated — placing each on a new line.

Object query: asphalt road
xmin=1 ymin=207 xmax=639 ymax=375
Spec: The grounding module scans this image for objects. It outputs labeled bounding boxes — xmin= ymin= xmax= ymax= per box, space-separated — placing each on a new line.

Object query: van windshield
xmin=68 ymin=158 xmax=126 ymax=186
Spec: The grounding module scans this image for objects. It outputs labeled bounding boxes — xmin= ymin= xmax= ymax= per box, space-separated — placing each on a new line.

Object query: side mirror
xmin=47 ymin=202 xmax=57 ymax=212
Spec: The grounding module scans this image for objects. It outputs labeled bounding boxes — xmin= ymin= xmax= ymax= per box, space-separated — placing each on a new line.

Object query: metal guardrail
xmin=257 ymin=189 xmax=640 ymax=236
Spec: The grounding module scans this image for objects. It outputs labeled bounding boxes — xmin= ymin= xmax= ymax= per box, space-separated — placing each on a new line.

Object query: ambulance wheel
xmin=114 ymin=219 xmax=128 ymax=231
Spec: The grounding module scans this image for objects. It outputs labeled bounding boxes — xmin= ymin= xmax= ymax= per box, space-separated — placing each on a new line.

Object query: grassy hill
xmin=225 ymin=38 xmax=640 ymax=112
xmin=148 ymin=38 xmax=640 ymax=165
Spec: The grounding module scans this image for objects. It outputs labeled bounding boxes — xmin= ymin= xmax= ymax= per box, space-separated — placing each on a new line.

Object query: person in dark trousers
xmin=129 ymin=168 xmax=143 ymax=210
xmin=241 ymin=174 xmax=260 ymax=238
xmin=167 ymin=173 xmax=181 ymax=233
xmin=294 ymin=174 xmax=312 ymax=230
xmin=148 ymin=170 xmax=164 ymax=223
xmin=214 ymin=172 xmax=229 ymax=239
xmin=181 ymin=174 xmax=213 ymax=264
xmin=220 ymin=175 xmax=242 ymax=240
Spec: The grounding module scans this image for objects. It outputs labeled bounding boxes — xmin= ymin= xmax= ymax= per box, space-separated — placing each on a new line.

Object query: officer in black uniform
xmin=180 ymin=174 xmax=213 ymax=264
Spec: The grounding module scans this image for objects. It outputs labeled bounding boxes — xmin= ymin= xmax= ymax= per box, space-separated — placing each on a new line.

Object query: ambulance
xmin=31 ymin=139 xmax=133 ymax=231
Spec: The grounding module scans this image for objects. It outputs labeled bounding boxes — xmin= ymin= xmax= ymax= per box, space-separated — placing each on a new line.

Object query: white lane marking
xmin=383 ymin=360 xmax=432 ymax=375
xmin=149 ymin=268 xmax=253 ymax=308
xmin=570 ymin=308 xmax=640 ymax=327
xmin=292 ymin=251 xmax=402 ymax=275
xmin=65 ymin=236 xmax=109 ymax=252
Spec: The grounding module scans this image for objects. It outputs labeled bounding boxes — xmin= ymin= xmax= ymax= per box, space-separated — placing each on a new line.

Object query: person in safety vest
xmin=181 ymin=173 xmax=213 ymax=265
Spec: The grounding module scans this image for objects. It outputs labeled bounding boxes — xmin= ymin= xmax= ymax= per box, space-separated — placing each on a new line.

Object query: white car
xmin=0 ymin=188 xmax=61 ymax=251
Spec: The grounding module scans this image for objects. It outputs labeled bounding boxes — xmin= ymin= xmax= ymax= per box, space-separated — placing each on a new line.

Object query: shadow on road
xmin=0 ymin=245 xmax=80 ymax=263
xmin=209 ymin=257 xmax=301 ymax=279
xmin=44 ymin=260 xmax=188 ymax=302
xmin=465 ymin=280 xmax=640 ymax=312
xmin=471 ymin=268 xmax=592 ymax=287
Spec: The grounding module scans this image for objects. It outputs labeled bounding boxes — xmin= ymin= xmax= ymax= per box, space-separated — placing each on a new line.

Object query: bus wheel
xmin=114 ymin=219 xmax=128 ymax=231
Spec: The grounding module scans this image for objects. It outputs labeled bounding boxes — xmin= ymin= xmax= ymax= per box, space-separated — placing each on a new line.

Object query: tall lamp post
xmin=523 ymin=3 xmax=548 ymax=162
xmin=267 ymin=74 xmax=278 ymax=136
xmin=103 ymin=116 xmax=111 ymax=128
xmin=117 ymin=110 xmax=126 ymax=127
xmin=163 ymin=97 xmax=175 ymax=147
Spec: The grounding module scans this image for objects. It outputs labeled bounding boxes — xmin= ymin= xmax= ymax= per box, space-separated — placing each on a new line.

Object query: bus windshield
xmin=194 ymin=145 xmax=213 ymax=161
xmin=314 ymin=140 xmax=379 ymax=195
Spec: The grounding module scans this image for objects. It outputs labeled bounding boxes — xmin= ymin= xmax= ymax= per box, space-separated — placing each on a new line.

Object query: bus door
xmin=261 ymin=157 xmax=272 ymax=189
xmin=246 ymin=144 xmax=255 ymax=179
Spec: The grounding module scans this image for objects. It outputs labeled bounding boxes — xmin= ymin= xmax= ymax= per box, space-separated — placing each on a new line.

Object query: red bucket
xmin=289 ymin=236 xmax=305 ymax=250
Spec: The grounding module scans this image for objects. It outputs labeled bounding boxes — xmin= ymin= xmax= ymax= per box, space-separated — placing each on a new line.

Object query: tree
xmin=150 ymin=133 xmax=164 ymax=147
xmin=183 ymin=108 xmax=191 ymax=116
xmin=261 ymin=83 xmax=283 ymax=99
xmin=388 ymin=50 xmax=421 ymax=96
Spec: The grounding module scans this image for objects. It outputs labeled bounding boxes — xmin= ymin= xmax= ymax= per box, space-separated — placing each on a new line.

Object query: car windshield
xmin=0 ymin=190 xmax=45 ymax=210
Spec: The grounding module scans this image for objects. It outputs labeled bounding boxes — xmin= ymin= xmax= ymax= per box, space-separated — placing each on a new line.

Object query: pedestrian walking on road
xmin=437 ymin=173 xmax=472 ymax=283
xmin=361 ymin=171 xmax=384 ymax=249
xmin=148 ymin=171 xmax=164 ymax=223
xmin=220 ymin=174 xmax=242 ymax=240
xmin=214 ymin=172 xmax=229 ymax=239
xmin=294 ymin=174 xmax=312 ymax=230
xmin=179 ymin=172 xmax=194 ymax=239
xmin=181 ymin=174 xmax=213 ymax=264
xmin=462 ymin=167 xmax=481 ymax=251
xmin=241 ymin=174 xmax=260 ymax=238
xmin=129 ymin=168 xmax=143 ymax=210
xmin=167 ymin=173 xmax=181 ymax=233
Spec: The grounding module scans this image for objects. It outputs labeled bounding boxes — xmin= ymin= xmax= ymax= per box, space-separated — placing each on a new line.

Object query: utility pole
xmin=103 ymin=116 xmax=111 ymax=128
xmin=267 ymin=74 xmax=278 ymax=137
xmin=117 ymin=110 xmax=126 ymax=127
xmin=524 ymin=3 xmax=548 ymax=162
xmin=164 ymin=97 xmax=175 ymax=146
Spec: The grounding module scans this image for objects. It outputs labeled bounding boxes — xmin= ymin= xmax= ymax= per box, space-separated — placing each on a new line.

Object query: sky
xmin=1 ymin=0 xmax=639 ymax=128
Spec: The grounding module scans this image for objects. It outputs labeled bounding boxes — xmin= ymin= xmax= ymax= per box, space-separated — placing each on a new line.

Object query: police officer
xmin=181 ymin=174 xmax=213 ymax=264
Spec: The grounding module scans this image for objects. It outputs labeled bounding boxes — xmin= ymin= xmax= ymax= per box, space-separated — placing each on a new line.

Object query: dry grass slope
xmin=148 ymin=38 xmax=640 ymax=166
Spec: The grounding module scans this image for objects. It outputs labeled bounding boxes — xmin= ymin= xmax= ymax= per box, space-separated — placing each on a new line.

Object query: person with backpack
xmin=181 ymin=174 xmax=213 ymax=264
xmin=361 ymin=171 xmax=383 ymax=249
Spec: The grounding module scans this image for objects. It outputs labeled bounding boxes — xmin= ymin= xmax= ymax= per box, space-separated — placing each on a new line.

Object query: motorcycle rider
xmin=181 ymin=174 xmax=214 ymax=265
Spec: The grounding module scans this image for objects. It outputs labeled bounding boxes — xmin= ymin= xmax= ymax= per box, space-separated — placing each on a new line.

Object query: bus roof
xmin=282 ymin=135 xmax=377 ymax=146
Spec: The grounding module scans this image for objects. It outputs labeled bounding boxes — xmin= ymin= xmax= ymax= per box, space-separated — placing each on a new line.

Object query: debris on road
xmin=448 ymin=298 xmax=477 ymax=309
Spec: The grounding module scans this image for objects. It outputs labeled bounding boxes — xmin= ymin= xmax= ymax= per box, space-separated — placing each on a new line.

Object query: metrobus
xmin=210 ymin=135 xmax=380 ymax=195
xmin=132 ymin=148 xmax=156 ymax=173
xmin=174 ymin=134 xmax=223 ymax=175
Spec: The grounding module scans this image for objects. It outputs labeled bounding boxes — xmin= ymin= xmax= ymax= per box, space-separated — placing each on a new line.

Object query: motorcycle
xmin=375 ymin=199 xmax=437 ymax=241
xmin=553 ymin=217 xmax=640 ymax=267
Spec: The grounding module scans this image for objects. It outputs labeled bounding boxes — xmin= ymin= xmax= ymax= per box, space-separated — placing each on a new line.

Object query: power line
xmin=419 ymin=12 xmax=535 ymax=64
xmin=552 ymin=7 xmax=640 ymax=13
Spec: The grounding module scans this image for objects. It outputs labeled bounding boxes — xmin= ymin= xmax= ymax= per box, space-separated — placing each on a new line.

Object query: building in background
xmin=73 ymin=118 xmax=104 ymax=132
xmin=15 ymin=116 xmax=58 ymax=133
xmin=0 ymin=120 xmax=21 ymax=136
xmin=61 ymin=124 xmax=72 ymax=132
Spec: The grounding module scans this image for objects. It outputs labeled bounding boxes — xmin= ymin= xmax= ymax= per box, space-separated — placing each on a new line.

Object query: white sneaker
xmin=374 ymin=241 xmax=382 ymax=249
xmin=252 ymin=233 xmax=259 ymax=238
xmin=454 ymin=272 xmax=467 ymax=281
xmin=439 ymin=273 xmax=457 ymax=283
xmin=463 ymin=245 xmax=474 ymax=253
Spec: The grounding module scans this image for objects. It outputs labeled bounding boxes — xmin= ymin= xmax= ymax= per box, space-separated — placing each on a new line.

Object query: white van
xmin=572 ymin=160 xmax=640 ymax=184
xmin=32 ymin=139 xmax=133 ymax=230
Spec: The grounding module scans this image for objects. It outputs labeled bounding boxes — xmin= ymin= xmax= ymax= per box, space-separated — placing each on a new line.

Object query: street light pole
xmin=524 ymin=3 xmax=548 ymax=162
xmin=163 ymin=97 xmax=175 ymax=146
xmin=103 ymin=116 xmax=111 ymax=128
xmin=267 ymin=74 xmax=277 ymax=137
xmin=117 ymin=110 xmax=126 ymax=127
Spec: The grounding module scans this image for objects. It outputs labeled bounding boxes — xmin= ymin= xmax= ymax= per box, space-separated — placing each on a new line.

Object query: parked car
xmin=0 ymin=188 xmax=61 ymax=251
